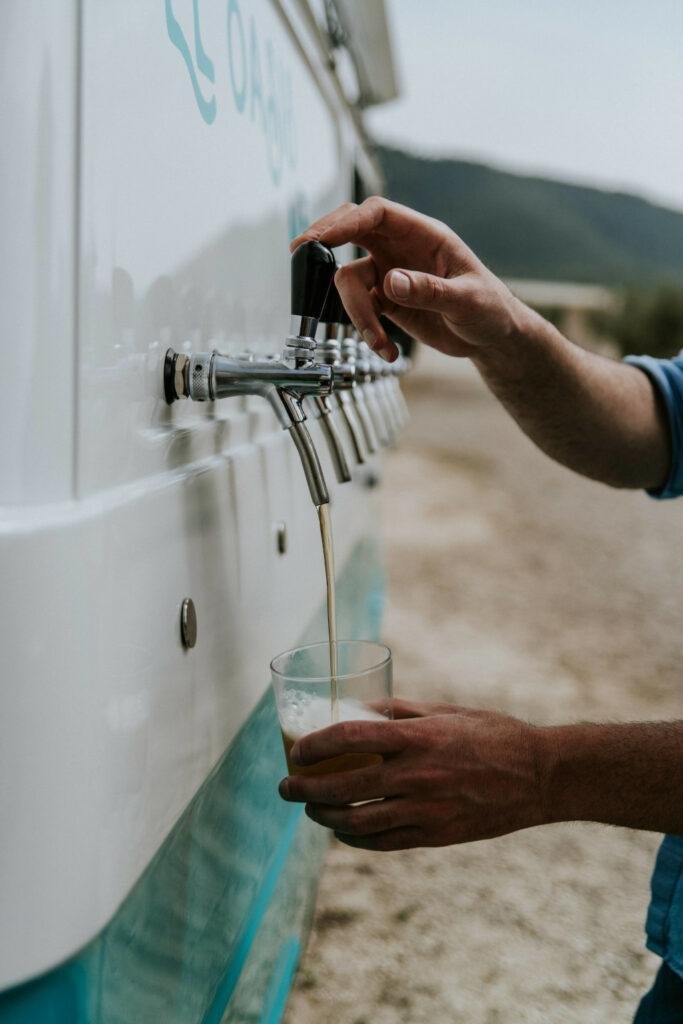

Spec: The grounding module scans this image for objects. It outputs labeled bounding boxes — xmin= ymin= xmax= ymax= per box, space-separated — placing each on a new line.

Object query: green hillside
xmin=376 ymin=146 xmax=683 ymax=286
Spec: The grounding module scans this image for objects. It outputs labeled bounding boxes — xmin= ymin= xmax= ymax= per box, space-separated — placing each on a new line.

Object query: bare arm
xmin=292 ymin=197 xmax=671 ymax=491
xmin=471 ymin=306 xmax=671 ymax=489
xmin=538 ymin=719 xmax=683 ymax=834
xmin=278 ymin=702 xmax=683 ymax=851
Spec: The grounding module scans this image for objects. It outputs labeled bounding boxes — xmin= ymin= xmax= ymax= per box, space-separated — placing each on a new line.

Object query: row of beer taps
xmin=163 ymin=241 xmax=410 ymax=507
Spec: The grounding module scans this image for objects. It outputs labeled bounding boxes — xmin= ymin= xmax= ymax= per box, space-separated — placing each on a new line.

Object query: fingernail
xmin=380 ymin=343 xmax=395 ymax=362
xmin=279 ymin=778 xmax=291 ymax=799
xmin=363 ymin=328 xmax=378 ymax=349
xmin=391 ymin=271 xmax=410 ymax=298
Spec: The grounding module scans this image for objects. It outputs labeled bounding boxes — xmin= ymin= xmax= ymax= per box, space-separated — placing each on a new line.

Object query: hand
xmin=290 ymin=197 xmax=530 ymax=363
xmin=278 ymin=698 xmax=546 ymax=851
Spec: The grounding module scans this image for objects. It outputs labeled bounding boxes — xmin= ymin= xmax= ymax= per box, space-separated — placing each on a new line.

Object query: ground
xmin=283 ymin=348 xmax=683 ymax=1024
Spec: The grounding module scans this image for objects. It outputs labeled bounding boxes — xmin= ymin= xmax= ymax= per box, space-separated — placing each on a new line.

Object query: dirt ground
xmin=283 ymin=348 xmax=683 ymax=1024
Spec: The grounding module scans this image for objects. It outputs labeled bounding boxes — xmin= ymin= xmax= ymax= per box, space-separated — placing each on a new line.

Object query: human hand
xmin=290 ymin=198 xmax=531 ymax=363
xmin=278 ymin=698 xmax=547 ymax=851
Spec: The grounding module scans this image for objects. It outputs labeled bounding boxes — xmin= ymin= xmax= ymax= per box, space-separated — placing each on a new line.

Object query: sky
xmin=366 ymin=0 xmax=683 ymax=212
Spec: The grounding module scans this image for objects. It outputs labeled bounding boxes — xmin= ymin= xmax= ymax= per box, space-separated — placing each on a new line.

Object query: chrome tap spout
xmin=340 ymin=330 xmax=378 ymax=454
xmin=164 ymin=348 xmax=333 ymax=506
xmin=312 ymin=395 xmax=352 ymax=483
xmin=319 ymin=279 xmax=366 ymax=465
xmin=317 ymin=337 xmax=366 ymax=467
xmin=356 ymin=341 xmax=392 ymax=447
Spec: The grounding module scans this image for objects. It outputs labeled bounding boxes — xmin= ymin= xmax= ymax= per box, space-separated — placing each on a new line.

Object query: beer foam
xmin=279 ymin=691 xmax=387 ymax=742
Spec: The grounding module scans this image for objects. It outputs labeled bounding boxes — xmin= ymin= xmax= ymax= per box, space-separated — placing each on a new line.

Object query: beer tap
xmin=163 ymin=240 xmax=337 ymax=507
xmin=356 ymin=340 xmax=393 ymax=447
xmin=378 ymin=317 xmax=411 ymax=432
xmin=339 ymin=316 xmax=379 ymax=455
xmin=318 ymin=279 xmax=367 ymax=466
xmin=288 ymin=243 xmax=352 ymax=485
xmin=390 ymin=351 xmax=411 ymax=431
xmin=374 ymin=351 xmax=403 ymax=439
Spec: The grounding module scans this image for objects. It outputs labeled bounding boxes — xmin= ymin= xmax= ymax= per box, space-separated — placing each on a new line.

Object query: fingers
xmin=289 ymin=202 xmax=358 ymax=252
xmin=334 ymin=827 xmax=423 ymax=852
xmin=290 ymin=717 xmax=403 ymax=767
xmin=305 ymin=796 xmax=409 ymax=836
xmin=335 ymin=261 xmax=398 ymax=362
xmin=291 ymin=196 xmax=452 ymax=256
xmin=290 ymin=197 xmax=386 ymax=252
xmin=280 ymin=764 xmax=392 ymax=806
xmin=293 ymin=197 xmax=447 ymax=252
xmin=385 ymin=268 xmax=464 ymax=314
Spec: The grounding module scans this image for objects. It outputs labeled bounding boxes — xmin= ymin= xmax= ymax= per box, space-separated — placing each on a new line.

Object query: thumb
xmin=385 ymin=268 xmax=455 ymax=311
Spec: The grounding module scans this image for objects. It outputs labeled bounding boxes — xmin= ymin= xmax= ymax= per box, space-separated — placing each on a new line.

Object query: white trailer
xmin=0 ymin=2 xmax=399 ymax=1020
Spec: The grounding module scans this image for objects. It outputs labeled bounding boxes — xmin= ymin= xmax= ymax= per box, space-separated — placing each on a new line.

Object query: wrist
xmin=471 ymin=293 xmax=550 ymax=374
xmin=530 ymin=724 xmax=564 ymax=826
xmin=532 ymin=722 xmax=622 ymax=827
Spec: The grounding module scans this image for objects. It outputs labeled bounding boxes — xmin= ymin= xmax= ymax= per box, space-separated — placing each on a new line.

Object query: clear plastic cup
xmin=271 ymin=640 xmax=393 ymax=776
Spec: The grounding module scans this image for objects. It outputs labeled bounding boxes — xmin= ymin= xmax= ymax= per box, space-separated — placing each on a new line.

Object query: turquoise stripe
xmin=258 ymin=937 xmax=302 ymax=1024
xmin=201 ymin=809 xmax=304 ymax=1024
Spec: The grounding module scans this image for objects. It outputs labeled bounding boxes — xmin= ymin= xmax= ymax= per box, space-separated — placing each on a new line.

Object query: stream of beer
xmin=316 ymin=503 xmax=339 ymax=723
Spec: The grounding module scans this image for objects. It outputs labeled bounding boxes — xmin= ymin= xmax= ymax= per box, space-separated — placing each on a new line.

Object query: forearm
xmin=536 ymin=720 xmax=683 ymax=834
xmin=473 ymin=302 xmax=671 ymax=490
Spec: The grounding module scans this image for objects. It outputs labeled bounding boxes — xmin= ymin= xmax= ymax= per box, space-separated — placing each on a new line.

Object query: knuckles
xmin=336 ymin=720 xmax=366 ymax=746
xmin=324 ymin=780 xmax=356 ymax=805
xmin=334 ymin=263 xmax=354 ymax=289
xmin=362 ymin=195 xmax=387 ymax=218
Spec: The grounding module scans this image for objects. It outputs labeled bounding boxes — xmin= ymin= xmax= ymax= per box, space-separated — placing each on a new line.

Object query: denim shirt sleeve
xmin=623 ymin=353 xmax=683 ymax=499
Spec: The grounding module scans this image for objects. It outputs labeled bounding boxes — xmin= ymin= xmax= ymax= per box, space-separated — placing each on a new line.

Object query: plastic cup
xmin=271 ymin=640 xmax=393 ymax=776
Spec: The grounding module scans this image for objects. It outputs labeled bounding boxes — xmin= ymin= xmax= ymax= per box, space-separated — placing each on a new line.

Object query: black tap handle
xmin=291 ymin=241 xmax=336 ymax=320
xmin=321 ymin=277 xmax=349 ymax=324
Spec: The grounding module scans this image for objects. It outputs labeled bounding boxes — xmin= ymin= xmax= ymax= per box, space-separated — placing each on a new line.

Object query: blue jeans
xmin=633 ymin=962 xmax=683 ymax=1023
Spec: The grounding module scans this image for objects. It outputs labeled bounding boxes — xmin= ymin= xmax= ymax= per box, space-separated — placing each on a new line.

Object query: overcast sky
xmin=367 ymin=0 xmax=683 ymax=212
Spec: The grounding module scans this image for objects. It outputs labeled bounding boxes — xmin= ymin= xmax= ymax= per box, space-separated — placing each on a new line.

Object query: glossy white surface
xmin=0 ymin=0 xmax=390 ymax=989
xmin=0 ymin=427 xmax=381 ymax=989
xmin=0 ymin=0 xmax=78 ymax=505
xmin=77 ymin=0 xmax=349 ymax=496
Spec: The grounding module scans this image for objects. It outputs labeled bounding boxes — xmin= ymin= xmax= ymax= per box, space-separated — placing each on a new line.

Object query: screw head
xmin=180 ymin=598 xmax=197 ymax=649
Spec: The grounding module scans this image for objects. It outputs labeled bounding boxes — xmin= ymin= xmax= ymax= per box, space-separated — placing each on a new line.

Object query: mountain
xmin=375 ymin=146 xmax=683 ymax=287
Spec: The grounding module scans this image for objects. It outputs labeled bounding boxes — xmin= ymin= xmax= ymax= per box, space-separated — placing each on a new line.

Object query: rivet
xmin=181 ymin=598 xmax=197 ymax=649
xmin=276 ymin=522 xmax=287 ymax=555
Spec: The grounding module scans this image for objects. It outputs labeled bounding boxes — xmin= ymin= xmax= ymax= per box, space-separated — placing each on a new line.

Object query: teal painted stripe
xmin=201 ymin=808 xmax=304 ymax=1024
xmin=258 ymin=936 xmax=302 ymax=1024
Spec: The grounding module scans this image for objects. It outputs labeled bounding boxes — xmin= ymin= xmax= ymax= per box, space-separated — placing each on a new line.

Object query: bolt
xmin=180 ymin=598 xmax=197 ymax=649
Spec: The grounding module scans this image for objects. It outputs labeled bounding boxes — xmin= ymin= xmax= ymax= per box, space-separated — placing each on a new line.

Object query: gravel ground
xmin=283 ymin=348 xmax=683 ymax=1024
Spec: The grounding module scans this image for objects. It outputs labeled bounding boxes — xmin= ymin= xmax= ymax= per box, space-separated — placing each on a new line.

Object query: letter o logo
xmin=227 ymin=0 xmax=247 ymax=114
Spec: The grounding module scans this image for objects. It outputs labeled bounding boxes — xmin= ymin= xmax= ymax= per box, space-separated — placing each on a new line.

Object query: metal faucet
xmin=318 ymin=279 xmax=367 ymax=466
xmin=301 ymin=273 xmax=354 ymax=485
xmin=340 ymin=326 xmax=379 ymax=455
xmin=378 ymin=316 xmax=411 ymax=432
xmin=389 ymin=350 xmax=411 ymax=431
xmin=356 ymin=339 xmax=394 ymax=446
xmin=163 ymin=241 xmax=338 ymax=507
xmin=372 ymin=350 xmax=403 ymax=439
